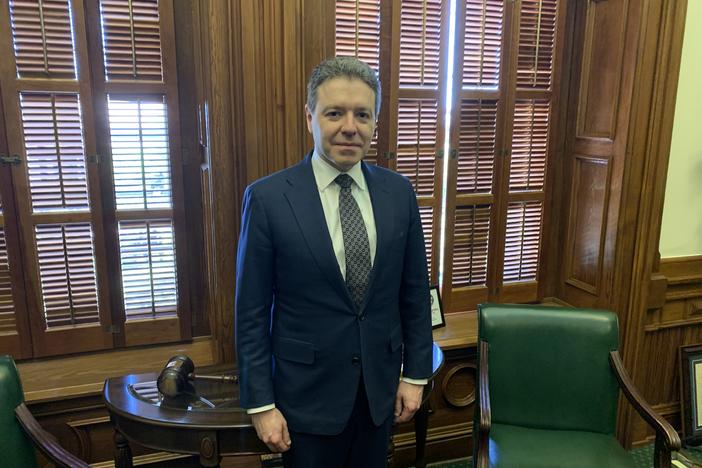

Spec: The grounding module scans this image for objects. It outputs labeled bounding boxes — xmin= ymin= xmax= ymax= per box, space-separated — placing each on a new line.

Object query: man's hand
xmin=251 ymin=408 xmax=291 ymax=452
xmin=394 ymin=381 xmax=424 ymax=423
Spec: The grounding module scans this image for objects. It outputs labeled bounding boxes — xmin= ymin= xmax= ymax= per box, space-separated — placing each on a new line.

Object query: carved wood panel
xmin=565 ymin=155 xmax=610 ymax=294
xmin=576 ymin=0 xmax=628 ymax=140
xmin=630 ymin=256 xmax=702 ymax=446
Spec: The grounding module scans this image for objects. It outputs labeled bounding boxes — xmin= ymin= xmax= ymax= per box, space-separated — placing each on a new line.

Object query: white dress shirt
xmin=247 ymin=154 xmax=426 ymax=415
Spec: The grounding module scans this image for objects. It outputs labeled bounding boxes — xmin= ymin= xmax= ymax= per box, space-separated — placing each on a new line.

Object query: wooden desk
xmin=104 ymin=373 xmax=267 ymax=467
xmin=104 ymin=342 xmax=444 ymax=468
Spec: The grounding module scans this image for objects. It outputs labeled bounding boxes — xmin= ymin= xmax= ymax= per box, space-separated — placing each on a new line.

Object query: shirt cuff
xmin=246 ymin=404 xmax=276 ymax=414
xmin=401 ymin=377 xmax=428 ymax=386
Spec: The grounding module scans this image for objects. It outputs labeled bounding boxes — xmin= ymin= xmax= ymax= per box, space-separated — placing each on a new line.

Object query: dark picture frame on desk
xmin=680 ymin=344 xmax=702 ymax=445
xmin=430 ymin=285 xmax=445 ymax=329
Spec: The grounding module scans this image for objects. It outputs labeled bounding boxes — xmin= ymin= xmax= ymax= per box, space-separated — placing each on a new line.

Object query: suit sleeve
xmin=235 ymin=185 xmax=276 ymax=409
xmin=398 ymin=179 xmax=433 ymax=380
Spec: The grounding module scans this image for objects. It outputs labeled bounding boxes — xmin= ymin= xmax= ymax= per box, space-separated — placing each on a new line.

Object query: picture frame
xmin=680 ymin=344 xmax=702 ymax=445
xmin=429 ymin=285 xmax=445 ymax=329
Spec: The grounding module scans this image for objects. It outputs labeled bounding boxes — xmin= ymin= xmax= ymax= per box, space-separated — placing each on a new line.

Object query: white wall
xmin=659 ymin=0 xmax=702 ymax=258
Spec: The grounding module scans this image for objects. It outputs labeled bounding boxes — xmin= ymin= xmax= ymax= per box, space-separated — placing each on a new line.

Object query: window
xmin=0 ymin=0 xmax=190 ymax=358
xmin=334 ymin=0 xmax=561 ymax=312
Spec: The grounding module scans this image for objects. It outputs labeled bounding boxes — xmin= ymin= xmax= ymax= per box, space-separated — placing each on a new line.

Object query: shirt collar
xmin=311 ymin=151 xmax=367 ymax=192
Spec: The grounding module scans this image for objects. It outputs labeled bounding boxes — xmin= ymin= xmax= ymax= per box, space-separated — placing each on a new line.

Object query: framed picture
xmin=430 ymin=285 xmax=445 ymax=329
xmin=680 ymin=344 xmax=702 ymax=445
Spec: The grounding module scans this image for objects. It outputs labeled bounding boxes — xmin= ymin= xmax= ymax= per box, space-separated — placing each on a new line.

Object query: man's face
xmin=305 ymin=77 xmax=376 ymax=172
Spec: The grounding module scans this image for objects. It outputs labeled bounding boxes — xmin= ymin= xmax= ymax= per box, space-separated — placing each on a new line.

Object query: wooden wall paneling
xmin=559 ymin=0 xmax=636 ymax=310
xmin=173 ymin=0 xmax=207 ymax=337
xmin=564 ymin=155 xmax=611 ymax=296
xmin=631 ymin=257 xmax=702 ymax=446
xmin=554 ymin=0 xmax=688 ymax=446
xmin=612 ymin=0 xmax=688 ymax=446
xmin=201 ymin=0 xmax=241 ymax=363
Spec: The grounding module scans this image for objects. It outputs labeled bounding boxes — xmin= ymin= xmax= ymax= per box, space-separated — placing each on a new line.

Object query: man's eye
xmin=357 ymin=112 xmax=370 ymax=119
xmin=326 ymin=111 xmax=341 ymax=118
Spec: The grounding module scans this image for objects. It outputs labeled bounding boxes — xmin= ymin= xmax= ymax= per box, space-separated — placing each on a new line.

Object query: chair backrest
xmin=0 ymin=355 xmax=38 ymax=468
xmin=478 ymin=304 xmax=620 ymax=434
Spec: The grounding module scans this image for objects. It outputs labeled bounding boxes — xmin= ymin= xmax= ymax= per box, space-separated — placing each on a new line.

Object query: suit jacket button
xmin=358 ymin=314 xmax=365 ymax=321
xmin=351 ymin=356 xmax=360 ymax=365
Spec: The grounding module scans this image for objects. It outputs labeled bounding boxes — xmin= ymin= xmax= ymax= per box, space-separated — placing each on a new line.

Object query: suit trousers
xmin=282 ymin=376 xmax=394 ymax=468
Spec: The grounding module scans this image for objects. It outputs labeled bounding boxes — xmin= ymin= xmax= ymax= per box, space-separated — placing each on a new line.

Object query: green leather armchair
xmin=474 ymin=304 xmax=680 ymax=468
xmin=0 ymin=355 xmax=89 ymax=468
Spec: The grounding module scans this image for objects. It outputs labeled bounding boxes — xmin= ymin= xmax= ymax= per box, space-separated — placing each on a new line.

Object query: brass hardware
xmin=106 ymin=324 xmax=122 ymax=334
xmin=0 ymin=154 xmax=21 ymax=165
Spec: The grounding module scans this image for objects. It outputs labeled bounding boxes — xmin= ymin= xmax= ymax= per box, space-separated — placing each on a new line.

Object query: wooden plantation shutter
xmin=335 ymin=0 xmax=381 ymax=165
xmin=0 ymin=86 xmax=32 ymax=359
xmin=440 ymin=0 xmax=560 ymax=311
xmin=0 ymin=0 xmax=113 ymax=357
xmin=87 ymin=0 xmax=189 ymax=346
xmin=9 ymin=0 xmax=77 ymax=79
xmin=498 ymin=0 xmax=557 ymax=302
xmin=442 ymin=0 xmax=504 ymax=311
xmin=385 ymin=0 xmax=448 ymax=283
xmin=0 ymin=189 xmax=33 ymax=358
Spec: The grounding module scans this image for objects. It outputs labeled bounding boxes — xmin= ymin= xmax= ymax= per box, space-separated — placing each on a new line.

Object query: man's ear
xmin=304 ymin=104 xmax=313 ymax=134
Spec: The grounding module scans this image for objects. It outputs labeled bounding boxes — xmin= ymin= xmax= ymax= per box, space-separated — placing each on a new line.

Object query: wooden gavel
xmin=156 ymin=355 xmax=237 ymax=398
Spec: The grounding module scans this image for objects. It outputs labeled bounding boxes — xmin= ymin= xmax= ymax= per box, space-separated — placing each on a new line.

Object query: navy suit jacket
xmin=235 ymin=154 xmax=432 ymax=435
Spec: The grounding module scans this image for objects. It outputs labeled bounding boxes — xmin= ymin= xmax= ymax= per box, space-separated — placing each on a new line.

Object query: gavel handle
xmin=189 ymin=373 xmax=238 ymax=383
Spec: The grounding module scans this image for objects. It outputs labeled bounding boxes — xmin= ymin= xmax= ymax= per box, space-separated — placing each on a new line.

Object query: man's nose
xmin=340 ymin=113 xmax=357 ymax=135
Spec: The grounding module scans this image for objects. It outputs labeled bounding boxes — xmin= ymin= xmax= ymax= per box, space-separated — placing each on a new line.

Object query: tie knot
xmin=335 ymin=173 xmax=353 ymax=190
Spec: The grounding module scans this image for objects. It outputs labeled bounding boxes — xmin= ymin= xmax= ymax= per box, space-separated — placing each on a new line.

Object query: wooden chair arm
xmin=609 ymin=351 xmax=681 ymax=457
xmin=15 ymin=403 xmax=90 ymax=468
xmin=476 ymin=340 xmax=491 ymax=468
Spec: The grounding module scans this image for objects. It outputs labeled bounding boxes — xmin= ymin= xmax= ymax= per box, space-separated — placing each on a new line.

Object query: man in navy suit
xmin=235 ymin=57 xmax=433 ymax=467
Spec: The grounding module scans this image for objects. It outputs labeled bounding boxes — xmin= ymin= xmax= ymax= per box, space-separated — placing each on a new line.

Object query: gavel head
xmin=157 ymin=355 xmax=195 ymax=398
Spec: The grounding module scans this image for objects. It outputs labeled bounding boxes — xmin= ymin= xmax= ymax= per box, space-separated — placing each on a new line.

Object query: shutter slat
xmin=9 ymin=0 xmax=77 ymax=79
xmin=400 ymin=0 xmax=443 ymax=87
xmin=20 ymin=93 xmax=90 ymax=212
xmin=509 ymin=99 xmax=550 ymax=191
xmin=457 ymin=99 xmax=497 ymax=194
xmin=463 ymin=0 xmax=503 ymax=88
xmin=99 ymin=0 xmax=163 ymax=81
xmin=517 ymin=0 xmax=557 ymax=89
xmin=118 ymin=219 xmax=177 ymax=319
xmin=0 ymin=228 xmax=19 ymax=334
xmin=335 ymin=0 xmax=380 ymax=72
xmin=452 ymin=205 xmax=491 ymax=287
xmin=503 ymin=201 xmax=542 ymax=282
xmin=35 ymin=223 xmax=100 ymax=328
xmin=397 ymin=99 xmax=438 ymax=197
xmin=108 ymin=97 xmax=172 ymax=210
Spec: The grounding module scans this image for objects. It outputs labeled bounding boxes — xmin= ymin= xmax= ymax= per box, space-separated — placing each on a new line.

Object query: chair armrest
xmin=476 ymin=340 xmax=491 ymax=468
xmin=609 ymin=350 xmax=681 ymax=452
xmin=15 ymin=403 xmax=90 ymax=468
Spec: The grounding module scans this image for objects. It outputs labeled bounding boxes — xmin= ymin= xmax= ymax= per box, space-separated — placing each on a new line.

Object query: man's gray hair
xmin=306 ymin=57 xmax=381 ymax=117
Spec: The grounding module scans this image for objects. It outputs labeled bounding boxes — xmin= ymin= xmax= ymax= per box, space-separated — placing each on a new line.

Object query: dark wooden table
xmin=104 ymin=342 xmax=444 ymax=468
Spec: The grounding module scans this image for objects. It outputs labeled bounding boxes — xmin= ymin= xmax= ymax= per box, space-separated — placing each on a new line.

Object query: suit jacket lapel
xmin=283 ymin=155 xmax=355 ymax=311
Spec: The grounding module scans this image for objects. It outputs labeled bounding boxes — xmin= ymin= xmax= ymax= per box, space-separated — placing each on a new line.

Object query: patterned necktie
xmin=335 ymin=174 xmax=371 ymax=310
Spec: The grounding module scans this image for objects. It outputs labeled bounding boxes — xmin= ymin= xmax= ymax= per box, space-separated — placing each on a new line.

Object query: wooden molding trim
xmin=391 ymin=422 xmax=472 ymax=449
xmin=660 ymin=255 xmax=702 ymax=283
xmin=18 ymin=337 xmax=214 ymax=403
xmin=90 ymin=451 xmax=191 ymax=468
